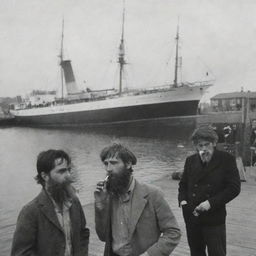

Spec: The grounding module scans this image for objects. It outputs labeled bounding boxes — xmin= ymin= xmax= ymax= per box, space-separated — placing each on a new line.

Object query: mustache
xmin=199 ymin=150 xmax=208 ymax=156
xmin=199 ymin=150 xmax=213 ymax=163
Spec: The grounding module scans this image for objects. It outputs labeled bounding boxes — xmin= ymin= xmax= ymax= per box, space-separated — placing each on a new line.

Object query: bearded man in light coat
xmin=94 ymin=143 xmax=181 ymax=256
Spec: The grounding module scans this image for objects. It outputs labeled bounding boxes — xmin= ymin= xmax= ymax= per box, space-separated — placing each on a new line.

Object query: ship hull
xmin=11 ymin=84 xmax=210 ymax=127
xmin=12 ymin=100 xmax=199 ymax=127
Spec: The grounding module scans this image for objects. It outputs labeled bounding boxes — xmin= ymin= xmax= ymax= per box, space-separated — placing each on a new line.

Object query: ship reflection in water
xmin=0 ymin=124 xmax=194 ymax=255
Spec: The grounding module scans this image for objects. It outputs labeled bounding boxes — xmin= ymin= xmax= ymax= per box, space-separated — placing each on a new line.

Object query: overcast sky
xmin=0 ymin=0 xmax=256 ymax=100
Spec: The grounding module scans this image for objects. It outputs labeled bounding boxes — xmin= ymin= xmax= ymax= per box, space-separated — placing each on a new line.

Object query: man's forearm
xmin=95 ymin=203 xmax=108 ymax=241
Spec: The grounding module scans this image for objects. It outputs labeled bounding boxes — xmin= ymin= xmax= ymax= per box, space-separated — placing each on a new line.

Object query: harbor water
xmin=0 ymin=125 xmax=194 ymax=255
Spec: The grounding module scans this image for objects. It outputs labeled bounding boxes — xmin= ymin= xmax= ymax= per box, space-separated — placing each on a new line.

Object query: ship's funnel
xmin=61 ymin=60 xmax=80 ymax=94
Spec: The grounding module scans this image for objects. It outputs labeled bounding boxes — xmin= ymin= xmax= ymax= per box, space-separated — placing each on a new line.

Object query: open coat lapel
xmin=37 ymin=189 xmax=63 ymax=233
xmin=191 ymin=154 xmax=204 ymax=181
xmin=130 ymin=181 xmax=148 ymax=236
xmin=69 ymin=199 xmax=80 ymax=242
xmin=194 ymin=150 xmax=221 ymax=183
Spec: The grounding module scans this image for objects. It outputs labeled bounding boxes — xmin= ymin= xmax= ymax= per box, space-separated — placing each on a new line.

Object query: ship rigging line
xmin=60 ymin=18 xmax=64 ymax=102
xmin=196 ymin=56 xmax=216 ymax=80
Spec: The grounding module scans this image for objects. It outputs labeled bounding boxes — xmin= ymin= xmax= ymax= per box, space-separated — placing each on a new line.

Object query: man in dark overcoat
xmin=11 ymin=149 xmax=90 ymax=256
xmin=178 ymin=126 xmax=241 ymax=256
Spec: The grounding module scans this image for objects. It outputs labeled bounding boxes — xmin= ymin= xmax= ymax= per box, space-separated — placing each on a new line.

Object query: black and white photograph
xmin=0 ymin=0 xmax=256 ymax=255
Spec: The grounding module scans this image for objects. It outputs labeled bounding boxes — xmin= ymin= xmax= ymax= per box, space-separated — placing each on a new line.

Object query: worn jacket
xmin=11 ymin=189 xmax=90 ymax=256
xmin=95 ymin=180 xmax=181 ymax=256
xmin=178 ymin=149 xmax=241 ymax=226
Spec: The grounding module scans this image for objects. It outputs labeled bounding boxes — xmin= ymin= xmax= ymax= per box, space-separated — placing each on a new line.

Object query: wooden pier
xmin=83 ymin=172 xmax=256 ymax=256
xmin=2 ymin=168 xmax=255 ymax=255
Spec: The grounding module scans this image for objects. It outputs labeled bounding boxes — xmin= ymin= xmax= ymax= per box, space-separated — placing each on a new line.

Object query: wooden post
xmin=234 ymin=141 xmax=246 ymax=181
xmin=241 ymin=96 xmax=251 ymax=165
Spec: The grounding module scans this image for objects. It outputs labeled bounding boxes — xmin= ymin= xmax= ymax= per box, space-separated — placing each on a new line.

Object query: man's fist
xmin=193 ymin=200 xmax=211 ymax=216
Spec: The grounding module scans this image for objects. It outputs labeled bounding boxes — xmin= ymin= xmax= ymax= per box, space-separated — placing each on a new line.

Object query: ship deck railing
xmin=14 ymin=80 xmax=214 ymax=111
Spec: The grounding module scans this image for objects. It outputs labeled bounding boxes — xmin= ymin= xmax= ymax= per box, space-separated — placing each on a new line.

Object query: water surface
xmin=0 ymin=125 xmax=194 ymax=255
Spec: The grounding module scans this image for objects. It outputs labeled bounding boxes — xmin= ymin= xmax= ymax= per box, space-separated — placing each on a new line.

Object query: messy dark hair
xmin=35 ymin=149 xmax=71 ymax=186
xmin=100 ymin=143 xmax=137 ymax=171
xmin=191 ymin=125 xmax=219 ymax=144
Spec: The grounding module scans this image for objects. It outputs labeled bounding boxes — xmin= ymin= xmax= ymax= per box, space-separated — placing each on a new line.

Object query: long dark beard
xmin=47 ymin=179 xmax=73 ymax=206
xmin=107 ymin=169 xmax=132 ymax=196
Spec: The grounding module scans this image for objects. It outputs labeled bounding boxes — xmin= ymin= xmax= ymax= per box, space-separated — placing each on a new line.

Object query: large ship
xmin=10 ymin=10 xmax=212 ymax=127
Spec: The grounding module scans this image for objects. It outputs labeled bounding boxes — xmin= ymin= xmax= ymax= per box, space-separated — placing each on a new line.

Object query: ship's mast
xmin=118 ymin=1 xmax=126 ymax=96
xmin=173 ymin=23 xmax=179 ymax=88
xmin=60 ymin=19 xmax=64 ymax=101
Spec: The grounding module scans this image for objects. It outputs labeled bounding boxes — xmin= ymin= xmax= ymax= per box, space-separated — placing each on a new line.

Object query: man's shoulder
xmin=208 ymin=149 xmax=236 ymax=165
xmin=185 ymin=153 xmax=198 ymax=162
xmin=135 ymin=180 xmax=164 ymax=197
xmin=215 ymin=149 xmax=235 ymax=159
xmin=19 ymin=191 xmax=45 ymax=214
